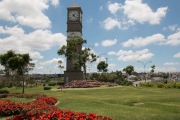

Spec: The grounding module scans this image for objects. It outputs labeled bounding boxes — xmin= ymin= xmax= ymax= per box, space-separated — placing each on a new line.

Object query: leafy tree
xmin=73 ymin=48 xmax=97 ymax=80
xmin=97 ymin=61 xmax=108 ymax=73
xmin=58 ymin=60 xmax=64 ymax=76
xmin=0 ymin=50 xmax=16 ymax=82
xmin=57 ymin=38 xmax=97 ymax=80
xmin=123 ymin=65 xmax=134 ymax=75
xmin=0 ymin=50 xmax=34 ymax=93
xmin=150 ymin=65 xmax=156 ymax=73
xmin=7 ymin=53 xmax=34 ymax=93
xmin=115 ymin=70 xmax=124 ymax=84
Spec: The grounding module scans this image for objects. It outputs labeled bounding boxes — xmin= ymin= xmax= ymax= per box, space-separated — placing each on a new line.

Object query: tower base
xmin=64 ymin=71 xmax=83 ymax=84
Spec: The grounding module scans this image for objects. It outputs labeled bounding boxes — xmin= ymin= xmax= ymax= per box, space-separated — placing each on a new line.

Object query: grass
xmin=0 ymin=96 xmax=33 ymax=103
xmin=1 ymin=85 xmax=180 ymax=120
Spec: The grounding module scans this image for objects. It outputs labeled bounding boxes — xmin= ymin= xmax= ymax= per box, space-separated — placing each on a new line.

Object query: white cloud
xmin=164 ymin=62 xmax=180 ymax=66
xmin=30 ymin=51 xmax=43 ymax=59
xmin=107 ymin=2 xmax=122 ymax=14
xmin=87 ymin=18 xmax=93 ymax=23
xmin=163 ymin=24 xmax=178 ymax=31
xmin=101 ymin=39 xmax=117 ymax=47
xmin=174 ymin=52 xmax=180 ymax=58
xmin=94 ymin=43 xmax=99 ymax=47
xmin=163 ymin=31 xmax=180 ymax=46
xmin=0 ymin=26 xmax=66 ymax=54
xmin=99 ymin=6 xmax=103 ymax=11
xmin=122 ymin=33 xmax=165 ymax=47
xmin=102 ymin=17 xmax=121 ymax=30
xmin=51 ymin=0 xmax=59 ymax=6
xmin=0 ymin=0 xmax=59 ymax=29
xmin=177 ymin=28 xmax=180 ymax=31
xmin=122 ymin=0 xmax=168 ymax=24
xmin=116 ymin=49 xmax=154 ymax=61
xmin=108 ymin=64 xmax=116 ymax=70
xmin=39 ymin=58 xmax=64 ymax=66
xmin=108 ymin=51 xmax=116 ymax=55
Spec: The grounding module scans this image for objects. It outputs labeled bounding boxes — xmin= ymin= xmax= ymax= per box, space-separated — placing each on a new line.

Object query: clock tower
xmin=64 ymin=3 xmax=83 ymax=83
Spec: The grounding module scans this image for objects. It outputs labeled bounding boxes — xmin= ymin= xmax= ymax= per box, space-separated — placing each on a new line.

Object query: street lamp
xmin=138 ymin=61 xmax=151 ymax=83
xmin=47 ymin=68 xmax=55 ymax=74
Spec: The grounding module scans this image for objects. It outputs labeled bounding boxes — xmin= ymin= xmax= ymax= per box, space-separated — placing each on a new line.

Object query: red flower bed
xmin=0 ymin=94 xmax=113 ymax=120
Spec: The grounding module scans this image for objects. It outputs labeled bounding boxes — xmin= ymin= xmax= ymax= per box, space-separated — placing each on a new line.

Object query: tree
xmin=0 ymin=50 xmax=16 ymax=83
xmin=150 ymin=65 xmax=156 ymax=73
xmin=73 ymin=48 xmax=97 ymax=80
xmin=58 ymin=60 xmax=64 ymax=76
xmin=57 ymin=38 xmax=97 ymax=80
xmin=123 ymin=65 xmax=134 ymax=75
xmin=115 ymin=70 xmax=124 ymax=84
xmin=0 ymin=50 xmax=34 ymax=93
xmin=97 ymin=61 xmax=108 ymax=73
xmin=7 ymin=53 xmax=34 ymax=93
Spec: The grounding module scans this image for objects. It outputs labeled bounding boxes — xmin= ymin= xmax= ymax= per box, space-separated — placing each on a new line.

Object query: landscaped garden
xmin=0 ymin=84 xmax=180 ymax=120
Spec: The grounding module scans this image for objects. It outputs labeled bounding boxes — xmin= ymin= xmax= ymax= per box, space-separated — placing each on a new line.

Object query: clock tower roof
xmin=70 ymin=2 xmax=79 ymax=7
xmin=67 ymin=2 xmax=83 ymax=14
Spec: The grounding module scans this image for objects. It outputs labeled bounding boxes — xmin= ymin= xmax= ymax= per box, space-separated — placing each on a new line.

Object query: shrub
xmin=146 ymin=82 xmax=154 ymax=87
xmin=169 ymin=81 xmax=176 ymax=88
xmin=157 ymin=82 xmax=164 ymax=88
xmin=48 ymin=82 xmax=56 ymax=86
xmin=140 ymin=82 xmax=146 ymax=87
xmin=44 ymin=86 xmax=51 ymax=90
xmin=57 ymin=81 xmax=64 ymax=85
xmin=126 ymin=81 xmax=133 ymax=86
xmin=176 ymin=82 xmax=180 ymax=89
xmin=0 ymin=89 xmax=9 ymax=94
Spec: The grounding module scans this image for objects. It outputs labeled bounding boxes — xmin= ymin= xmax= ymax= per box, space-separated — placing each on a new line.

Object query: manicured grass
xmin=0 ymin=96 xmax=33 ymax=103
xmin=1 ymin=85 xmax=180 ymax=120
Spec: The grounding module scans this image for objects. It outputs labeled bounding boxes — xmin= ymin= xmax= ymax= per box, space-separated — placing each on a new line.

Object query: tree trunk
xmin=83 ymin=65 xmax=87 ymax=80
xmin=22 ymin=74 xmax=24 ymax=94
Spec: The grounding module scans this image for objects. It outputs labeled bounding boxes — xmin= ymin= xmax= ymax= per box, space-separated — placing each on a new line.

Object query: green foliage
xmin=164 ymin=81 xmax=176 ymax=88
xmin=157 ymin=82 xmax=164 ymax=88
xmin=48 ymin=82 xmax=57 ymax=86
xmin=140 ymin=82 xmax=153 ymax=87
xmin=123 ymin=65 xmax=134 ymax=75
xmin=57 ymin=81 xmax=64 ymax=85
xmin=44 ymin=86 xmax=51 ymax=90
xmin=57 ymin=38 xmax=97 ymax=80
xmin=176 ymin=82 xmax=180 ymax=89
xmin=97 ymin=61 xmax=108 ymax=73
xmin=150 ymin=65 xmax=156 ymax=73
xmin=121 ymin=80 xmax=133 ymax=86
xmin=0 ymin=89 xmax=9 ymax=94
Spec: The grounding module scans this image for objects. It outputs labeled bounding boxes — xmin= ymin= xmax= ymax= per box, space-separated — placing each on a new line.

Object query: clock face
xmin=69 ymin=10 xmax=79 ymax=21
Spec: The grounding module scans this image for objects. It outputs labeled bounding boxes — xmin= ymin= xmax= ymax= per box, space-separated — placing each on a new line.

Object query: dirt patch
xmin=133 ymin=102 xmax=144 ymax=106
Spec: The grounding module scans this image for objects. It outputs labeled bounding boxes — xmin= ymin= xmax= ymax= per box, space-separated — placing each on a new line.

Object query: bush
xmin=48 ymin=82 xmax=56 ymax=86
xmin=146 ymin=82 xmax=154 ymax=87
xmin=57 ymin=81 xmax=64 ymax=85
xmin=176 ymin=82 xmax=180 ymax=89
xmin=157 ymin=82 xmax=164 ymax=88
xmin=140 ymin=82 xmax=146 ymax=87
xmin=44 ymin=86 xmax=51 ymax=90
xmin=0 ymin=89 xmax=9 ymax=94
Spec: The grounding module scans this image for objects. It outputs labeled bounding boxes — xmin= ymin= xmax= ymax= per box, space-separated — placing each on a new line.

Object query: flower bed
xmin=58 ymin=80 xmax=118 ymax=89
xmin=0 ymin=94 xmax=113 ymax=120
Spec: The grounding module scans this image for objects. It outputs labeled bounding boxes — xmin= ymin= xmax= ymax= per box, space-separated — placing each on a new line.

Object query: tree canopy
xmin=97 ymin=61 xmax=108 ymax=73
xmin=0 ymin=50 xmax=34 ymax=93
xmin=123 ymin=65 xmax=134 ymax=75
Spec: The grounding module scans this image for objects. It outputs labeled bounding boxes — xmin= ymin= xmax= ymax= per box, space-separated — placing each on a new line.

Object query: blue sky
xmin=0 ymin=0 xmax=180 ymax=74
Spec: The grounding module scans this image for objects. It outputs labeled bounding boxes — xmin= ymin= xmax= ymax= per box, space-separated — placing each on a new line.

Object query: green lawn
xmin=1 ymin=85 xmax=180 ymax=120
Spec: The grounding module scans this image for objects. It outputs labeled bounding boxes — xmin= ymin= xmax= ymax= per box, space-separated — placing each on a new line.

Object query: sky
xmin=0 ymin=0 xmax=180 ymax=74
